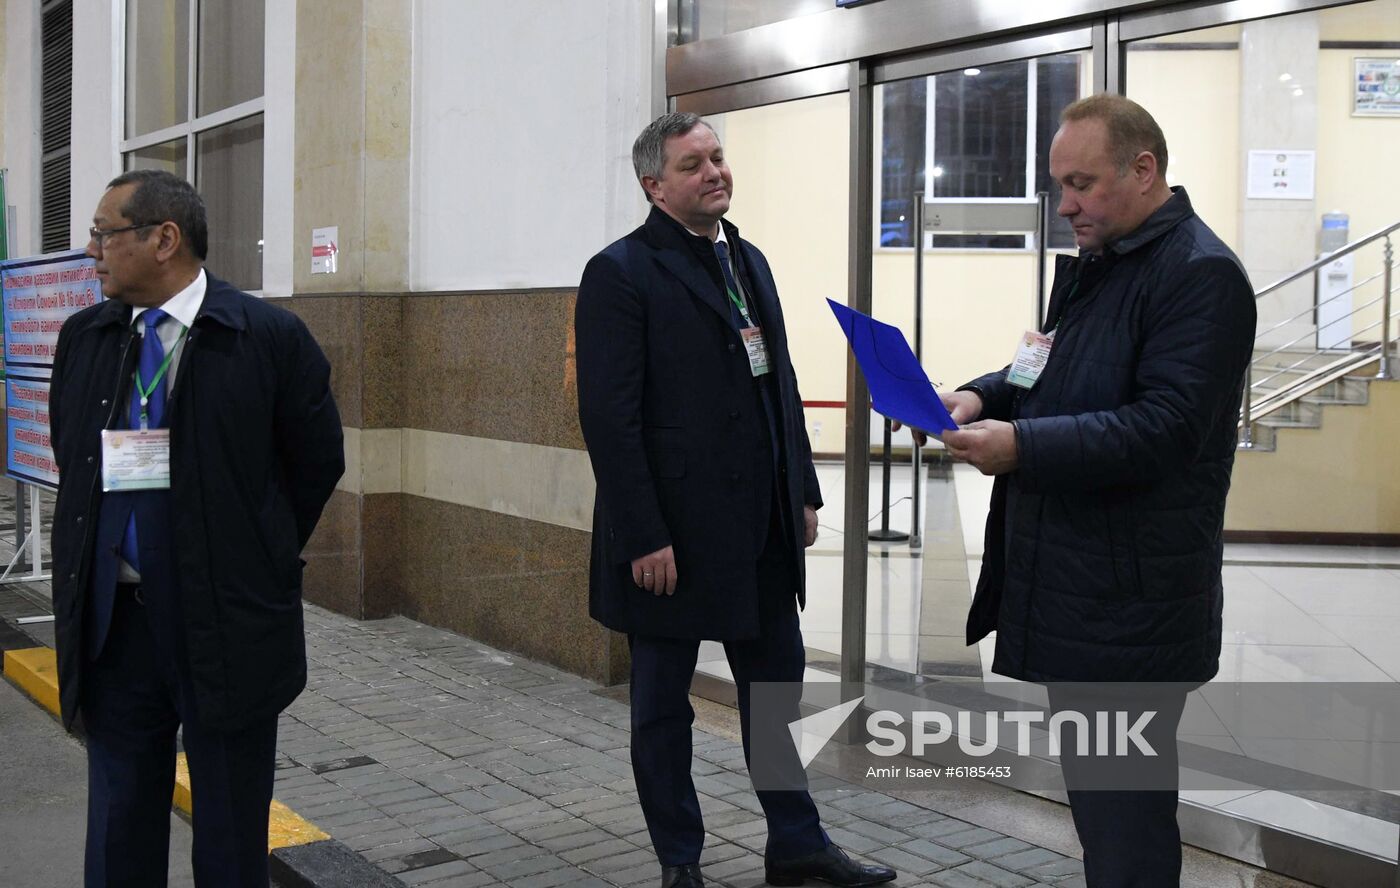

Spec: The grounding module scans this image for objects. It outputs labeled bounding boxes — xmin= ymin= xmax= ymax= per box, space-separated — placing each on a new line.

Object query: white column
xmin=68 ymin=0 xmax=122 ymax=249
xmin=1239 ymin=13 xmax=1319 ymax=352
xmin=3 ymin=0 xmax=41 ymax=256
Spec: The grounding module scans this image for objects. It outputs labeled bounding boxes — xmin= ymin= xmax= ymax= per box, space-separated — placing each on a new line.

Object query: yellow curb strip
xmin=4 ymin=646 xmax=328 ymax=852
xmin=172 ymin=753 xmax=329 ymax=851
xmin=269 ymin=799 xmax=331 ymax=850
xmin=4 ymin=647 xmax=61 ymax=716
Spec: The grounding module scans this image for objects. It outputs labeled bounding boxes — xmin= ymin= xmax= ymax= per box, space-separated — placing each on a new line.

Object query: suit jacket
xmin=576 ymin=207 xmax=821 ymax=640
xmin=49 ymin=273 xmax=344 ymax=731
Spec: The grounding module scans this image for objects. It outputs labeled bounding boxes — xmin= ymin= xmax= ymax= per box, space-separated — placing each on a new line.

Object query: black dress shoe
xmin=662 ymin=862 xmax=704 ymax=888
xmin=765 ymin=844 xmax=897 ymax=887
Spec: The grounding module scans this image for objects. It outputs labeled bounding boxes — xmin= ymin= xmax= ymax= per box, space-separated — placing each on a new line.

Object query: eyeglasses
xmin=88 ymin=222 xmax=158 ymax=248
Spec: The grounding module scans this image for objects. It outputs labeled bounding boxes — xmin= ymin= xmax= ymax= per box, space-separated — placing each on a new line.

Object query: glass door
xmin=865 ymin=36 xmax=1094 ymax=684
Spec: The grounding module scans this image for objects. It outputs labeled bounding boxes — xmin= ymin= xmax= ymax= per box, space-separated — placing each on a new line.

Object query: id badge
xmin=101 ymin=429 xmax=172 ymax=492
xmin=741 ymin=326 xmax=772 ymax=377
xmin=1006 ymin=329 xmax=1055 ymax=390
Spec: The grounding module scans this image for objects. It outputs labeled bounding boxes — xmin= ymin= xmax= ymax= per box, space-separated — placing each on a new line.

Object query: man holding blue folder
xmin=901 ymin=95 xmax=1254 ymax=886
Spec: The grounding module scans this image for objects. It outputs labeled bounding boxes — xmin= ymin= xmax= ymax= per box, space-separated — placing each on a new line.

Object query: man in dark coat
xmin=576 ymin=113 xmax=895 ymax=888
xmin=50 ymin=169 xmax=344 ymax=886
xmin=915 ymin=95 xmax=1255 ymax=886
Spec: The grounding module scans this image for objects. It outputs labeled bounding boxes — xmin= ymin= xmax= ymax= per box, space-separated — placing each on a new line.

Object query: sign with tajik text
xmin=2 ymin=250 xmax=102 ymax=376
xmin=1 ymin=249 xmax=105 ymax=488
xmin=6 ymin=377 xmax=57 ymax=487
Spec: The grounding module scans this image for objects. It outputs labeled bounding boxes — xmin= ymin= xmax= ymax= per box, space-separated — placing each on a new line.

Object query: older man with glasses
xmin=50 ymin=169 xmax=344 ymax=887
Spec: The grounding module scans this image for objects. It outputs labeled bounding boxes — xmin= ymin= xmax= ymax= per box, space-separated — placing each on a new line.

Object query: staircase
xmin=1227 ymin=222 xmax=1399 ymax=538
xmin=1237 ymin=221 xmax=1397 ymax=452
xmin=1237 ymin=350 xmax=1380 ymax=452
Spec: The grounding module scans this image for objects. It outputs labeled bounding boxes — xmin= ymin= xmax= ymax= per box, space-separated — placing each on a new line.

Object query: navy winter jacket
xmin=963 ymin=188 xmax=1256 ymax=682
xmin=49 ymin=274 xmax=344 ymax=730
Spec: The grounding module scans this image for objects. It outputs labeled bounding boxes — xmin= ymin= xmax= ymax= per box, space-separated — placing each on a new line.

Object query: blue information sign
xmin=1 ymin=249 xmax=104 ymax=489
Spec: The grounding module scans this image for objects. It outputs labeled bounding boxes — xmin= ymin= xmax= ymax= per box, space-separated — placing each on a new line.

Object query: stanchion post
xmin=869 ymin=417 xmax=909 ymax=543
xmin=1036 ymin=191 xmax=1049 ymax=330
xmin=910 ymin=191 xmax=924 ymax=549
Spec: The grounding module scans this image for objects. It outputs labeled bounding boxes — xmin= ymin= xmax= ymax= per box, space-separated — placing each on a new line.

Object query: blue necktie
xmin=713 ymin=240 xmax=749 ymax=330
xmin=119 ymin=309 xmax=169 ymax=571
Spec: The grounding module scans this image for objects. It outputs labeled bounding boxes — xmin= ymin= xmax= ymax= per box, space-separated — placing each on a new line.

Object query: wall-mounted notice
xmin=1246 ymin=150 xmax=1316 ymax=201
xmin=311 ymin=226 xmax=339 ymax=274
xmin=1354 ymin=57 xmax=1400 ymax=117
xmin=1 ymin=248 xmax=103 ymax=489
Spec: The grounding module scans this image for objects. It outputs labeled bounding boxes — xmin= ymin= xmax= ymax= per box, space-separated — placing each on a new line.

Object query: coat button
xmin=76 ymin=516 xmax=83 ymax=524
xmin=87 ymin=456 xmax=94 ymax=464
xmin=101 ymin=398 xmax=109 ymax=406
xmin=729 ymin=410 xmax=739 ymax=420
xmin=68 ymin=572 xmax=76 ymax=581
xmin=728 ymin=343 xmax=737 ymax=353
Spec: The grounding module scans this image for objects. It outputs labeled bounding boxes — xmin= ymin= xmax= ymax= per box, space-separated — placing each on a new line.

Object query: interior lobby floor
xmin=695 ymin=460 xmax=1400 ymax=875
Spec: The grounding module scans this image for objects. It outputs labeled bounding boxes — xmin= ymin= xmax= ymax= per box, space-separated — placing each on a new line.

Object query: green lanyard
xmin=724 ymin=285 xmax=754 ymax=328
xmin=134 ymin=325 xmax=188 ymax=430
xmin=1051 ymin=280 xmax=1082 ymax=332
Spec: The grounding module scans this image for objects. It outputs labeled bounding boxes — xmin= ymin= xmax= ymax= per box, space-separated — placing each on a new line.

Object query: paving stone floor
xmin=278 ymin=606 xmax=1089 ymax=887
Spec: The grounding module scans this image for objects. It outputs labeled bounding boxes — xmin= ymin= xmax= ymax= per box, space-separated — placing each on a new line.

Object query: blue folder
xmin=827 ymin=299 xmax=958 ymax=433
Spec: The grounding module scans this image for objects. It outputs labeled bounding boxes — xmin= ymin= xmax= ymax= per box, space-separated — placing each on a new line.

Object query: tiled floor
xmin=4 ymin=467 xmax=1394 ymax=880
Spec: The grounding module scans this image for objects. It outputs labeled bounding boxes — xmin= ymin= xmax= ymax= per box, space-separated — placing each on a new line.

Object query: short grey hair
xmin=632 ymin=112 xmax=717 ymax=203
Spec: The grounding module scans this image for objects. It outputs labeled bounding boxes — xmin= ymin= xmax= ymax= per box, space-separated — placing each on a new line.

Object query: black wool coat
xmin=963 ymin=189 xmax=1256 ymax=682
xmin=49 ymin=273 xmax=344 ymax=731
xmin=576 ymin=207 xmax=821 ymax=640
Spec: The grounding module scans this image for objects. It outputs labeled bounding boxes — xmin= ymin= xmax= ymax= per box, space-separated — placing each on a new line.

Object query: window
xmin=122 ymin=0 xmax=264 ymax=290
xmin=40 ymin=0 xmax=73 ymax=254
xmin=879 ymin=55 xmax=1083 ymax=250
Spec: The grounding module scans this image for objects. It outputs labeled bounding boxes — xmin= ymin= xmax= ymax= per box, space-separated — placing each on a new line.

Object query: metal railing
xmin=1238 ymin=220 xmax=1397 ymax=449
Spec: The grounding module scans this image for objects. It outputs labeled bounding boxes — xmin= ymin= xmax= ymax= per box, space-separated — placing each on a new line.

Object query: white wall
xmin=68 ymin=0 xmax=121 ymax=248
xmin=410 ymin=0 xmax=652 ymax=292
xmin=3 ymin=0 xmax=40 ymax=256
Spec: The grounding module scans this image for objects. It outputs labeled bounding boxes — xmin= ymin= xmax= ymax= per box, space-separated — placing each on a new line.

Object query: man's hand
xmin=632 ymin=545 xmax=678 ymax=596
xmin=892 ymin=390 xmax=983 ymax=445
xmin=941 ymin=420 xmax=1018 ymax=475
xmin=803 ymin=505 xmax=818 ymax=548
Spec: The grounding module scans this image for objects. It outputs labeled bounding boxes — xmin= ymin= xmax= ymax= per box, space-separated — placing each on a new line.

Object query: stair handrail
xmin=1239 ymin=219 xmax=1396 ymax=449
xmin=1253 ymin=219 xmax=1400 ymax=301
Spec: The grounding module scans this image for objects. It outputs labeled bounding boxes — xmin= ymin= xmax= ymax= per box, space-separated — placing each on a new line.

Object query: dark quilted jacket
xmin=963 ymin=188 xmax=1256 ymax=682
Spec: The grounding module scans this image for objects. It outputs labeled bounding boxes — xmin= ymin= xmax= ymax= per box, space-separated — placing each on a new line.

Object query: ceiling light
xmin=964 ymin=68 xmax=981 ymax=76
xmin=932 ymin=165 xmax=945 ymax=178
xmin=1278 ymin=72 xmax=1293 ymax=82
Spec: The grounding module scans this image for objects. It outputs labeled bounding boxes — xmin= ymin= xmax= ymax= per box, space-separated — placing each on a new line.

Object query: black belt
xmin=116 ymin=582 xmax=144 ymax=605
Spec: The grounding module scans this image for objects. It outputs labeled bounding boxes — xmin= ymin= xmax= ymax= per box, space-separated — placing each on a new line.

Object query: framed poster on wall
xmin=1353 ymin=57 xmax=1400 ymax=117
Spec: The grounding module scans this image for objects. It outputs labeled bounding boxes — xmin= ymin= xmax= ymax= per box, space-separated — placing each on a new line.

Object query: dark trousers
xmin=1048 ymin=685 xmax=1189 ymax=888
xmin=82 ymin=591 xmax=278 ymax=888
xmin=628 ymin=519 xmax=828 ymax=867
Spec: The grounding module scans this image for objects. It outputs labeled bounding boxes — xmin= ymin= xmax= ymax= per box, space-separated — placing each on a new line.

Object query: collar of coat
xmin=81 ymin=271 xmax=250 ymax=334
xmin=642 ymin=205 xmax=758 ymax=329
xmin=1104 ymin=185 xmax=1194 ymax=258
xmin=643 ymin=204 xmax=742 ymax=254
